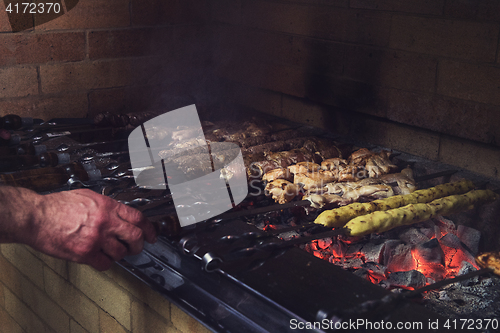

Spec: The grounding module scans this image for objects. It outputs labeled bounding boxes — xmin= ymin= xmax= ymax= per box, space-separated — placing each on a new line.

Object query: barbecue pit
xmin=1 ymin=2 xmax=500 ymax=332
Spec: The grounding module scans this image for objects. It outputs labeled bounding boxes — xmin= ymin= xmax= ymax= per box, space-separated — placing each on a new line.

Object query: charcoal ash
xmin=457 ymin=261 xmax=480 ymax=287
xmin=386 ymin=270 xmax=426 ymax=289
xmin=423 ymin=265 xmax=500 ymax=319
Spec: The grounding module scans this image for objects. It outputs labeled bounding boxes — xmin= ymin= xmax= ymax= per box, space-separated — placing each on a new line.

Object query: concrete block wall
xmin=0 ymin=243 xmax=210 ymax=333
xmin=210 ymin=0 xmax=500 ymax=179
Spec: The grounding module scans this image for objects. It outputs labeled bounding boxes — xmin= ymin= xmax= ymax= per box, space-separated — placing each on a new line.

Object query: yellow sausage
xmin=314 ymin=179 xmax=475 ymax=228
xmin=345 ymin=189 xmax=497 ymax=236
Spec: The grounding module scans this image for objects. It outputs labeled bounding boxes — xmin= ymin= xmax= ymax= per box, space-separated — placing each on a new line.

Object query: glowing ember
xmin=304 ymin=217 xmax=481 ymax=290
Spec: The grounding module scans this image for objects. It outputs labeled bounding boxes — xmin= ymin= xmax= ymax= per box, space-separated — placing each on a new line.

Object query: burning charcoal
xmin=342 ymin=258 xmax=364 ymax=269
xmin=457 ymin=261 xmax=479 ymax=287
xmin=413 ymin=238 xmax=445 ymax=266
xmin=312 ymin=250 xmax=330 ymax=260
xmin=360 ymin=241 xmax=386 ymax=263
xmin=419 ymin=220 xmax=439 ymax=239
xmin=361 ymin=262 xmax=387 ymax=282
xmin=317 ymin=237 xmax=333 ymax=249
xmin=278 ymin=230 xmax=300 ymax=241
xmin=344 ymin=243 xmax=363 ymax=258
xmin=353 ymin=268 xmax=369 ymax=280
xmin=440 ymin=233 xmax=461 ymax=249
xmin=456 ymin=225 xmax=481 ymax=255
xmin=413 ymin=238 xmax=446 ymax=281
xmin=385 ymin=243 xmax=416 ymax=272
xmin=398 ymin=227 xmax=430 ymax=245
xmin=381 ymin=240 xmax=402 ymax=264
xmin=434 ymin=217 xmax=457 ymax=238
xmin=440 ymin=233 xmax=478 ymax=274
xmin=387 ymin=270 xmax=426 ymax=289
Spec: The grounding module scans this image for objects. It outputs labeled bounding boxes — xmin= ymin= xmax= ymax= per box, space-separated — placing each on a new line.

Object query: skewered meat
xmin=262 ymin=168 xmax=293 ymax=182
xmin=321 ymin=149 xmax=398 ymax=182
xmin=305 ymin=194 xmax=350 ymax=209
xmin=294 ymin=170 xmax=337 ymax=190
xmin=348 ymin=148 xmax=373 ymax=163
xmin=243 ymin=137 xmax=308 ymax=154
xmin=342 ymin=184 xmax=394 ymax=201
xmin=288 ymin=162 xmax=321 ymax=174
xmin=314 ymin=179 xmax=475 ymax=227
xmin=379 ymin=167 xmax=416 ymax=195
xmin=267 ymin=147 xmax=322 ymax=168
xmin=265 ymin=179 xmax=300 ymax=204
xmin=365 ymin=151 xmax=398 ymax=178
xmin=345 ymin=189 xmax=498 ymax=237
xmin=303 ymin=179 xmax=394 ymax=208
xmin=321 ymin=158 xmax=347 ymax=171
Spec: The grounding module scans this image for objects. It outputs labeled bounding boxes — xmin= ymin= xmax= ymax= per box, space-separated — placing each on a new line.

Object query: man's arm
xmin=0 ymin=186 xmax=157 ymax=271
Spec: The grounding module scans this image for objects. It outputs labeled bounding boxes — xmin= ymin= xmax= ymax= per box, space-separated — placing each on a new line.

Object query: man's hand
xmin=27 ymin=189 xmax=157 ymax=271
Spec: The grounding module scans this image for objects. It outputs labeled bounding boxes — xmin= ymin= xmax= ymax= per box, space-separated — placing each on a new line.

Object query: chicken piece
xmin=365 ymin=152 xmax=398 ymax=178
xmin=324 ymin=178 xmax=384 ymax=195
xmin=262 ymin=168 xmax=293 ymax=183
xmin=265 ymin=179 xmax=300 ymax=204
xmin=338 ymin=165 xmax=364 ymax=182
xmin=342 ymin=184 xmax=394 ymax=201
xmin=288 ymin=162 xmax=321 ymax=174
xmin=303 ymin=193 xmax=350 ymax=209
xmin=267 ymin=147 xmax=321 ymax=168
xmin=294 ymin=171 xmax=337 ymax=190
xmin=348 ymin=148 xmax=373 ymax=164
xmin=379 ymin=166 xmax=416 ymax=195
xmin=321 ymin=158 xmax=348 ymax=171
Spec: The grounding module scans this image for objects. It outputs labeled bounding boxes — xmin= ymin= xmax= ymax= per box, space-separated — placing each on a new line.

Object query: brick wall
xmin=210 ymin=0 xmax=500 ymax=179
xmin=0 ymin=0 xmax=210 ymax=120
xmin=0 ymin=243 xmax=210 ymax=333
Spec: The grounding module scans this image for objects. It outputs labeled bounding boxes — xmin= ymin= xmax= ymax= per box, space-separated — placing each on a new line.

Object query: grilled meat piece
xmin=321 ymin=158 xmax=348 ymax=171
xmin=262 ymin=168 xmax=293 ymax=183
xmin=305 ymin=194 xmax=350 ymax=209
xmin=287 ymin=162 xmax=321 ymax=174
xmin=379 ymin=166 xmax=416 ymax=195
xmin=342 ymin=184 xmax=394 ymax=201
xmin=265 ymin=179 xmax=301 ymax=204
xmin=267 ymin=147 xmax=322 ymax=168
xmin=294 ymin=170 xmax=337 ymax=191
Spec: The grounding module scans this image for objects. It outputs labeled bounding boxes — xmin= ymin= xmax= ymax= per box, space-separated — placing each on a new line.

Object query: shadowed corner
xmin=4 ymin=0 xmax=80 ymax=32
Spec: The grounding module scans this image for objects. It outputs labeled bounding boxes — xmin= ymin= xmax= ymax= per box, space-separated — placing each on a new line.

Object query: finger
xmin=101 ymin=238 xmax=129 ymax=261
xmin=113 ymin=223 xmax=145 ymax=255
xmin=116 ymin=204 xmax=157 ymax=244
xmin=85 ymin=252 xmax=114 ymax=271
